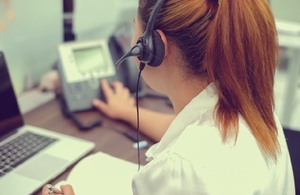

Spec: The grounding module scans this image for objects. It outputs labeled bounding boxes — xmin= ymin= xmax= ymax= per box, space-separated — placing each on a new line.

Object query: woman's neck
xmin=168 ymin=77 xmax=209 ymax=114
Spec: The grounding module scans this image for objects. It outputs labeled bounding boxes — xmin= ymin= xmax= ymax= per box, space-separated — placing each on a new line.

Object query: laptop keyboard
xmin=0 ymin=131 xmax=57 ymax=177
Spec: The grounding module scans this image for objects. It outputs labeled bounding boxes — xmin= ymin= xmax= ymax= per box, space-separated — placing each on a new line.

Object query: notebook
xmin=55 ymin=152 xmax=139 ymax=195
xmin=0 ymin=51 xmax=95 ymax=195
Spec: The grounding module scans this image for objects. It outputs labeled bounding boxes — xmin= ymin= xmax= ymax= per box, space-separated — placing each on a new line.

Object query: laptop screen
xmin=0 ymin=52 xmax=24 ymax=137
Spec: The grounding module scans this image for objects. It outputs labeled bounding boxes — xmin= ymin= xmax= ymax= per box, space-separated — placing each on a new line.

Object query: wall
xmin=73 ymin=0 xmax=137 ymax=41
xmin=0 ymin=0 xmax=62 ymax=94
xmin=0 ymin=0 xmax=137 ymax=95
xmin=271 ymin=0 xmax=300 ymax=23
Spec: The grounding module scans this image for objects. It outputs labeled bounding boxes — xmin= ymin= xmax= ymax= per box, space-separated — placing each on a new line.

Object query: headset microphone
xmin=115 ymin=44 xmax=143 ymax=68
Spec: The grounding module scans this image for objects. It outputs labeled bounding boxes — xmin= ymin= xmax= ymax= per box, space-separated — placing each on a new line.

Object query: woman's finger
xmin=122 ymin=87 xmax=131 ymax=97
xmin=93 ymin=99 xmax=108 ymax=111
xmin=112 ymin=81 xmax=125 ymax=94
xmin=101 ymin=79 xmax=114 ymax=98
xmin=41 ymin=184 xmax=50 ymax=195
xmin=60 ymin=184 xmax=75 ymax=195
xmin=41 ymin=184 xmax=63 ymax=195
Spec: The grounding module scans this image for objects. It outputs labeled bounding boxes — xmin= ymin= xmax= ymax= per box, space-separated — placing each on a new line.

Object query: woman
xmin=42 ymin=0 xmax=295 ymax=194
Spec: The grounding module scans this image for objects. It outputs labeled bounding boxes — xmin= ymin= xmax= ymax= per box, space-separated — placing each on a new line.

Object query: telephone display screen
xmin=73 ymin=46 xmax=106 ymax=72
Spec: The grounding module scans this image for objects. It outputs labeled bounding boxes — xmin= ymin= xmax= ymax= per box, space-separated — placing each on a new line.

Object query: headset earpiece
xmin=148 ymin=30 xmax=165 ymax=67
xmin=134 ymin=30 xmax=165 ymax=67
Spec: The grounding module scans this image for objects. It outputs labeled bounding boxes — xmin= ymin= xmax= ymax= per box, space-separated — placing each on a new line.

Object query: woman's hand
xmin=93 ymin=79 xmax=175 ymax=141
xmin=42 ymin=184 xmax=75 ymax=195
xmin=93 ymin=79 xmax=136 ymax=120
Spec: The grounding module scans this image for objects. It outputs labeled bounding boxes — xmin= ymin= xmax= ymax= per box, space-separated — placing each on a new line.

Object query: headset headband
xmin=115 ymin=0 xmax=166 ymax=67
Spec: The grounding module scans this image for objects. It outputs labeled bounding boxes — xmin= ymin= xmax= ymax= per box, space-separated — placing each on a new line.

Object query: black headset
xmin=116 ymin=0 xmax=166 ymax=68
xmin=114 ymin=0 xmax=167 ymax=170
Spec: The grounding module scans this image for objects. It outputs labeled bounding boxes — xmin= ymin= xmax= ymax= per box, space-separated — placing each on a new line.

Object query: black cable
xmin=59 ymin=94 xmax=102 ymax=131
xmin=136 ymin=63 xmax=145 ymax=171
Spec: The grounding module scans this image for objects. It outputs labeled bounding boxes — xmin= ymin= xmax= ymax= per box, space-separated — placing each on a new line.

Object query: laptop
xmin=0 ymin=51 xmax=95 ymax=195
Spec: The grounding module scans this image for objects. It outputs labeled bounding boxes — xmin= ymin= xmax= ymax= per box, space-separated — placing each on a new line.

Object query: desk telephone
xmin=57 ymin=36 xmax=145 ymax=113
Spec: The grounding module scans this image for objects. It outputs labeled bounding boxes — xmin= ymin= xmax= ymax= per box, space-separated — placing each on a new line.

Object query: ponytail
xmin=204 ymin=0 xmax=280 ymax=159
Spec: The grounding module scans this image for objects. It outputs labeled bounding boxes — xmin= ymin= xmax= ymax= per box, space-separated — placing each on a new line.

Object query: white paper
xmin=55 ymin=152 xmax=140 ymax=195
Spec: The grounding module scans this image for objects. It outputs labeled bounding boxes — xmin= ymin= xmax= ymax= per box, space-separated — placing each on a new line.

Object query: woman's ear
xmin=156 ymin=29 xmax=168 ymax=58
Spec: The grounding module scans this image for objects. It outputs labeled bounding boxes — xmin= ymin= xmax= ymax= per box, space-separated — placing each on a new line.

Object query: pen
xmin=122 ymin=132 xmax=139 ymax=142
xmin=47 ymin=184 xmax=63 ymax=194
xmin=108 ymin=123 xmax=149 ymax=149
xmin=122 ymin=132 xmax=149 ymax=149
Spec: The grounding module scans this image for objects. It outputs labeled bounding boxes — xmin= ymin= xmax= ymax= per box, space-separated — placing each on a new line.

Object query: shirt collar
xmin=146 ymin=82 xmax=218 ymax=160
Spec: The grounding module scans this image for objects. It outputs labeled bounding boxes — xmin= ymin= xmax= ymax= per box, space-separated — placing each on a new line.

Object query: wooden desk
xmin=24 ymin=94 xmax=173 ymax=195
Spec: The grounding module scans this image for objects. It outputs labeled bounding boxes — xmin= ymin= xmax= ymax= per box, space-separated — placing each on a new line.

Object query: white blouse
xmin=132 ymin=83 xmax=295 ymax=195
